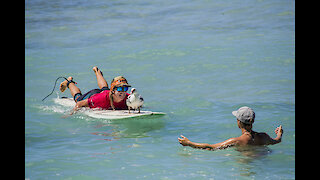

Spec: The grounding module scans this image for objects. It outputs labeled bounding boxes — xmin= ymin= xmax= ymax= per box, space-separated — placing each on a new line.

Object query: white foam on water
xmin=53 ymin=97 xmax=75 ymax=107
xmin=39 ymin=104 xmax=69 ymax=114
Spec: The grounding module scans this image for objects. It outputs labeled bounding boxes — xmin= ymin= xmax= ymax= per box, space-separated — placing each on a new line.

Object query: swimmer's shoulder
xmin=236 ymin=133 xmax=253 ymax=145
xmin=253 ymin=131 xmax=274 ymax=145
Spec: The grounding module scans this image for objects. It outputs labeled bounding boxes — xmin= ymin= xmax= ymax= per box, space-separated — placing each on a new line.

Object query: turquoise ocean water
xmin=26 ymin=0 xmax=295 ymax=179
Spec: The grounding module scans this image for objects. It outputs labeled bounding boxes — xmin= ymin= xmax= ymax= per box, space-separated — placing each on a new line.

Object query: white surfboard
xmin=54 ymin=98 xmax=165 ymax=120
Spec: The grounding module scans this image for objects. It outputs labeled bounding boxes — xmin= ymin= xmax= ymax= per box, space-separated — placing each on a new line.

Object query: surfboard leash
xmin=42 ymin=77 xmax=72 ymax=101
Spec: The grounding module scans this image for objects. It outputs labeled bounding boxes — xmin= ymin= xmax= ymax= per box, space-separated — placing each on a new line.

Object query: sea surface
xmin=25 ymin=0 xmax=295 ymax=179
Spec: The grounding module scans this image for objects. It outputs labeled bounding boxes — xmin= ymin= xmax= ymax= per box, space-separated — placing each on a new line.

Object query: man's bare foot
xmin=93 ymin=66 xmax=103 ymax=76
xmin=60 ymin=76 xmax=73 ymax=92
xmin=93 ymin=66 xmax=98 ymax=73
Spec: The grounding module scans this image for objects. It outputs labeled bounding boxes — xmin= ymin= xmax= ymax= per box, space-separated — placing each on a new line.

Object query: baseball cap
xmin=110 ymin=76 xmax=131 ymax=91
xmin=232 ymin=106 xmax=255 ymax=124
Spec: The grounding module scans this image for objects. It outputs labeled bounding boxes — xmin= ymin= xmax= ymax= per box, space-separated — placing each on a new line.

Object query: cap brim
xmin=116 ymin=83 xmax=131 ymax=87
xmin=232 ymin=111 xmax=237 ymax=116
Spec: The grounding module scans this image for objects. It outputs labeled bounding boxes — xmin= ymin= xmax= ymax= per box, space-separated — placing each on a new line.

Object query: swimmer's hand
xmin=273 ymin=125 xmax=283 ymax=143
xmin=275 ymin=125 xmax=283 ymax=136
xmin=178 ymin=135 xmax=191 ymax=146
xmin=61 ymin=107 xmax=77 ymax=119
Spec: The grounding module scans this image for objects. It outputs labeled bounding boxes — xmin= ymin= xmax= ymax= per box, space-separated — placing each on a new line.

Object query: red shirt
xmin=87 ymin=90 xmax=129 ymax=110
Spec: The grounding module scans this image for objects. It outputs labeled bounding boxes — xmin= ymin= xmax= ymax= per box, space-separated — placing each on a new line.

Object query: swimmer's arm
xmin=264 ymin=125 xmax=283 ymax=145
xmin=70 ymin=100 xmax=89 ymax=115
xmin=62 ymin=100 xmax=89 ymax=118
xmin=272 ymin=125 xmax=284 ymax=144
xmin=178 ymin=135 xmax=239 ymax=150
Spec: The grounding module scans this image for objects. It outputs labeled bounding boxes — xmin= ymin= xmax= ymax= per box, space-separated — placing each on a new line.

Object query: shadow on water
xmin=91 ymin=115 xmax=166 ymax=139
xmin=84 ymin=115 xmax=166 ymax=157
xmin=232 ymin=145 xmax=272 ymax=177
xmin=235 ymin=145 xmax=272 ymax=161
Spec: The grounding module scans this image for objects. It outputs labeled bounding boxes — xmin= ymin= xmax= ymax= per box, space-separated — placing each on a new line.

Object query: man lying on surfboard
xmin=59 ymin=66 xmax=131 ymax=115
xmin=178 ymin=106 xmax=283 ymax=150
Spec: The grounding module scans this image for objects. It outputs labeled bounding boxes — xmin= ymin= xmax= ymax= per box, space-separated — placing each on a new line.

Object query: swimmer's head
xmin=110 ymin=76 xmax=131 ymax=92
xmin=232 ymin=106 xmax=255 ymax=125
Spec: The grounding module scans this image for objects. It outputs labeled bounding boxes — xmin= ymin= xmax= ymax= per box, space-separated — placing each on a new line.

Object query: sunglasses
xmin=115 ymin=86 xmax=129 ymax=92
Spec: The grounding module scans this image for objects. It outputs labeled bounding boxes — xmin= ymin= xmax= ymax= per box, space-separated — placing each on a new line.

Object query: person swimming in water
xmin=178 ymin=106 xmax=283 ymax=150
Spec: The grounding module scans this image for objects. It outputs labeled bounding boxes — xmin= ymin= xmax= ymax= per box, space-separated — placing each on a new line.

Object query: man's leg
xmin=93 ymin=66 xmax=108 ymax=89
xmin=60 ymin=76 xmax=82 ymax=97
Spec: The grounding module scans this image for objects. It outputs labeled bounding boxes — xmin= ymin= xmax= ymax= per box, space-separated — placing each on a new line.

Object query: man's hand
xmin=61 ymin=105 xmax=78 ymax=119
xmin=275 ymin=125 xmax=283 ymax=136
xmin=178 ymin=135 xmax=191 ymax=146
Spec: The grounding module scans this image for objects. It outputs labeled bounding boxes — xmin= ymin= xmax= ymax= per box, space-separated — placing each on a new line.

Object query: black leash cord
xmin=42 ymin=77 xmax=68 ymax=101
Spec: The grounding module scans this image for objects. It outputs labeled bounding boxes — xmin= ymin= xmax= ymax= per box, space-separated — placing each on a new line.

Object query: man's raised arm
xmin=263 ymin=125 xmax=283 ymax=145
